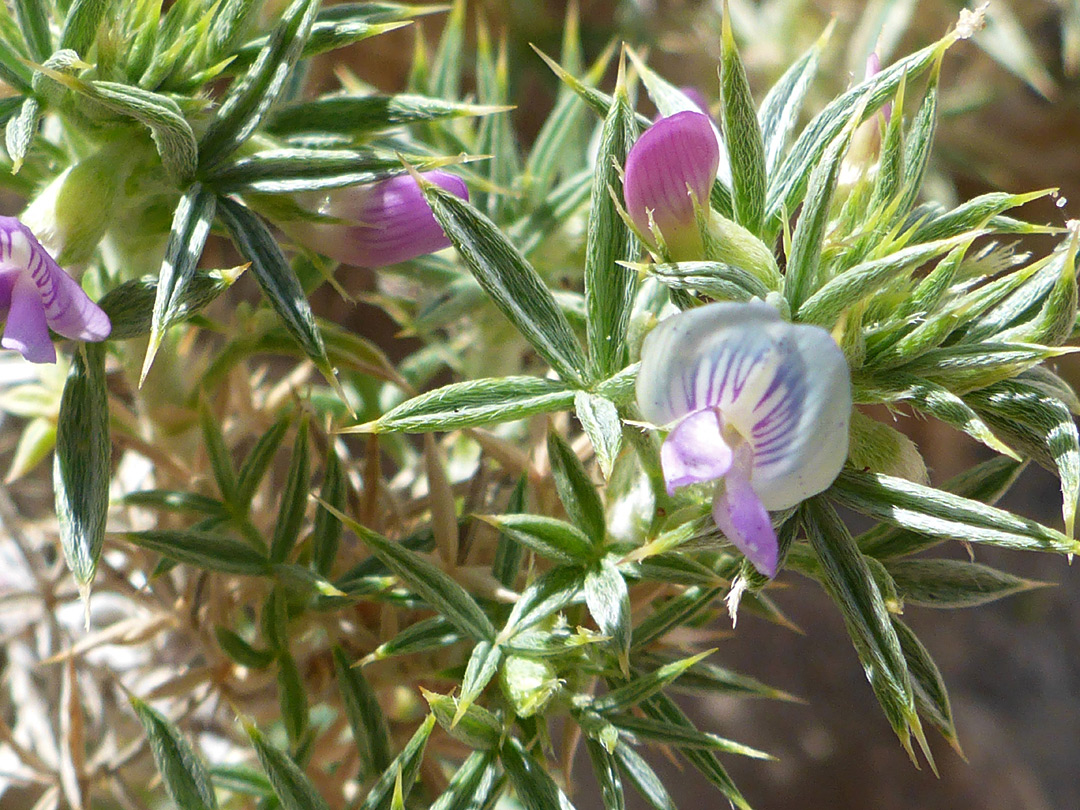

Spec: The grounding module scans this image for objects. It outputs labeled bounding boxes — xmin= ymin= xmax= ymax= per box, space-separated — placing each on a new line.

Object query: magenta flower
xmin=293 ymin=170 xmax=468 ymax=268
xmin=0 ymin=217 xmax=111 ymax=364
xmin=623 ymin=110 xmax=719 ymax=260
xmin=636 ymin=302 xmax=851 ymax=577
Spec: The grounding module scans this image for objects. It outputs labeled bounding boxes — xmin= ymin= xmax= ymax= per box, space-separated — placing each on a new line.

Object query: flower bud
xmin=291 ymin=170 xmax=468 ymax=268
xmin=623 ymin=110 xmax=719 ymax=261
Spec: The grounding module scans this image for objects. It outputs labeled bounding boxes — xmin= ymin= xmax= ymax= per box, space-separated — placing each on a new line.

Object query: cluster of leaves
xmin=1 ymin=2 xmax=1078 ymax=810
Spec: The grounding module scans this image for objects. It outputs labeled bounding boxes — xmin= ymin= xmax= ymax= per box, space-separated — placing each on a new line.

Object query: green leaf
xmin=209 ymin=149 xmax=451 ymax=193
xmin=631 ymin=586 xmax=723 ymax=651
xmin=636 ymin=651 xmax=799 ymax=701
xmin=584 ymin=68 xmax=638 ymax=379
xmin=235 ymin=414 xmax=290 ymax=510
xmin=892 ymin=619 xmax=958 ymax=748
xmin=615 ymin=745 xmax=676 ymax=810
xmin=421 ymin=178 xmax=589 ymax=385
xmin=967 ymin=379 xmax=1080 ymax=537
xmin=215 ymin=626 xmax=275 ymax=669
xmin=584 ymin=557 xmax=631 ymax=672
xmin=909 ymin=190 xmax=1048 ymax=245
xmin=277 ymin=650 xmax=307 ymax=745
xmin=313 ymin=442 xmax=346 ymax=577
xmin=366 ymin=616 xmax=461 ymax=662
xmin=456 ymin=641 xmax=503 ymax=721
xmin=593 ymin=652 xmax=711 ymax=714
xmin=130 ymin=697 xmax=218 ymax=810
xmin=858 ymin=456 xmax=1025 ymax=558
xmin=143 ymin=184 xmax=217 ymax=381
xmin=217 ymin=197 xmax=333 ymax=380
xmin=359 ymin=714 xmax=435 ymax=810
xmin=54 ymin=79 xmax=198 ymax=184
xmin=797 ymin=233 xmax=979 ymax=326
xmin=606 ymin=713 xmax=772 ymax=759
xmin=5 ymin=98 xmax=41 ymax=172
xmin=492 ymin=475 xmax=527 ymax=588
xmin=636 ymin=691 xmax=750 ymax=810
xmin=428 ymin=0 xmax=464 ymax=100
xmin=642 ymin=259 xmax=771 ymax=302
xmin=12 ymin=0 xmax=52 ymax=62
xmin=501 ymin=737 xmax=578 ymax=810
xmin=199 ymin=395 xmax=239 ymax=503
xmin=767 ymin=35 xmax=952 ymax=221
xmin=429 ymin=751 xmax=500 ymax=810
xmin=423 ymin=689 xmax=503 ymax=751
xmin=546 ymin=428 xmax=605 ymax=545
xmin=332 ymin=647 xmax=392 ymax=777
xmin=574 ymin=392 xmax=622 ymax=480
xmin=54 ymin=344 xmax=110 ymax=588
xmin=350 ymin=376 xmax=575 ymax=434
xmin=585 ymin=738 xmax=625 ymax=810
xmin=231 ymin=18 xmax=405 ymax=69
xmin=198 ymin=0 xmax=318 ymax=172
xmin=122 ymin=529 xmax=270 ymax=575
xmin=501 ymin=565 xmax=586 ymax=637
xmin=269 ymin=415 xmax=310 ymax=564
xmin=267 ymin=94 xmax=502 ymax=137
xmin=59 ymin=0 xmax=108 ymax=56
xmin=758 ymin=24 xmax=830 ymax=179
xmin=885 ymin=558 xmax=1045 ymax=608
xmin=247 ymin=723 xmax=331 ymax=810
xmin=99 ymin=266 xmax=244 ymax=341
xmin=482 ymin=514 xmax=593 ymax=565
xmin=802 ymin=498 xmax=919 ymax=753
xmin=833 ymin=467 xmax=1078 ymax=555
xmin=719 ymin=5 xmax=766 ymax=235
xmin=321 ymin=503 xmax=496 ymax=641
xmin=785 ymin=124 xmax=853 ymax=311
xmin=894 ymin=60 xmax=940 ymax=219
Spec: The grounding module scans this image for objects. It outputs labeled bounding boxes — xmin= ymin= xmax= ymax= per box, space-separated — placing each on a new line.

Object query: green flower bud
xmin=499 ymin=654 xmax=561 ymax=718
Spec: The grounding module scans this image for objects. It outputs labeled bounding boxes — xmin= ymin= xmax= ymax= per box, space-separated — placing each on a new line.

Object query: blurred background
xmin=347 ymin=1 xmax=1080 ymax=807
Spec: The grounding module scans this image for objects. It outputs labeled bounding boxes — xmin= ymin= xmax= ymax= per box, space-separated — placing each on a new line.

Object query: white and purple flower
xmin=292 ymin=170 xmax=468 ymax=268
xmin=0 ymin=217 xmax=111 ymax=364
xmin=636 ymin=301 xmax=851 ymax=577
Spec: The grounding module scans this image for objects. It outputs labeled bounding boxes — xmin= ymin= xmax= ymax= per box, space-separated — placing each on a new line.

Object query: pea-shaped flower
xmin=636 ymin=301 xmax=851 ymax=577
xmin=0 ymin=217 xmax=111 ymax=364
xmin=292 ymin=170 xmax=468 ymax=268
xmin=623 ymin=110 xmax=718 ymax=260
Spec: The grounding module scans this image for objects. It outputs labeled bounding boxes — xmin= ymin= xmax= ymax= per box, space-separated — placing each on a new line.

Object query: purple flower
xmin=292 ymin=170 xmax=468 ymax=268
xmin=623 ymin=111 xmax=719 ymax=260
xmin=636 ymin=301 xmax=851 ymax=577
xmin=0 ymin=217 xmax=111 ymax=364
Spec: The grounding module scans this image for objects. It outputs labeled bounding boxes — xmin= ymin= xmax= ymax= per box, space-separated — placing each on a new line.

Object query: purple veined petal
xmin=294 ymin=170 xmax=468 ymax=268
xmin=636 ymin=300 xmax=852 ymax=512
xmin=746 ymin=318 xmax=851 ymax=511
xmin=636 ymin=300 xmax=782 ymax=426
xmin=0 ymin=267 xmax=16 ymax=312
xmin=623 ymin=111 xmax=719 ymax=257
xmin=0 ymin=217 xmax=111 ymax=342
xmin=660 ymin=407 xmax=733 ymax=495
xmin=2 ymin=272 xmax=55 ymax=363
xmin=712 ymin=444 xmax=777 ymax=578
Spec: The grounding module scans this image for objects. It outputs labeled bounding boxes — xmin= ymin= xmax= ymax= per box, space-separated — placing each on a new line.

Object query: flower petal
xmin=660 ymin=408 xmax=733 ymax=495
xmin=295 ymin=170 xmax=468 ymax=268
xmin=637 ymin=301 xmax=852 ymax=512
xmin=712 ymin=445 xmax=777 ymax=578
xmin=636 ymin=300 xmax=782 ymax=426
xmin=2 ymin=273 xmax=55 ymax=363
xmin=623 ymin=111 xmax=719 ymax=253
